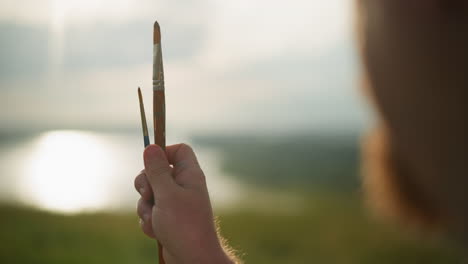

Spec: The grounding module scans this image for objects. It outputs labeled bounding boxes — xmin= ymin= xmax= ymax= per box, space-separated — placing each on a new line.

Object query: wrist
xmin=208 ymin=237 xmax=239 ymax=264
xmin=196 ymin=242 xmax=234 ymax=264
xmin=186 ymin=237 xmax=235 ymax=264
xmin=205 ymin=247 xmax=236 ymax=264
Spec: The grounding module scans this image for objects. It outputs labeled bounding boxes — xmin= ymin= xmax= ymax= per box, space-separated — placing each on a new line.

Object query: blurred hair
xmin=357 ymin=0 xmax=468 ymax=237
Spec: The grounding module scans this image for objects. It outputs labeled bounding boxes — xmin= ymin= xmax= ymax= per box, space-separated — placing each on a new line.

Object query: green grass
xmin=0 ymin=193 xmax=464 ymax=264
xmin=0 ymin=205 xmax=157 ymax=264
xmin=219 ymin=193 xmax=464 ymax=264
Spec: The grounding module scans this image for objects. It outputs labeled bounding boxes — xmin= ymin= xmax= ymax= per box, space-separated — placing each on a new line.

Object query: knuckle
xmin=148 ymin=165 xmax=170 ymax=178
xmin=139 ymin=187 xmax=148 ymax=199
xmin=137 ymin=199 xmax=148 ymax=218
xmin=180 ymin=143 xmax=195 ymax=155
xmin=179 ymin=142 xmax=192 ymax=150
xmin=134 ymin=171 xmax=145 ymax=189
xmin=134 ymin=176 xmax=141 ymax=190
xmin=179 ymin=143 xmax=200 ymax=165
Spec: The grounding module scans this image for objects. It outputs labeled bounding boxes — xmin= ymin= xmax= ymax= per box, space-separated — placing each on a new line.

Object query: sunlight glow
xmin=22 ymin=131 xmax=116 ymax=213
xmin=50 ymin=0 xmax=136 ymax=27
xmin=51 ymin=0 xmax=102 ymax=28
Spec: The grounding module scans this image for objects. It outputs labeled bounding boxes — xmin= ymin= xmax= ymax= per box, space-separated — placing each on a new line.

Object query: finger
xmin=166 ymin=143 xmax=200 ymax=168
xmin=166 ymin=143 xmax=206 ymax=187
xmin=137 ymin=197 xmax=153 ymax=221
xmin=137 ymin=198 xmax=156 ymax=238
xmin=139 ymin=218 xmax=156 ymax=239
xmin=143 ymin=144 xmax=176 ymax=195
xmin=134 ymin=170 xmax=153 ymax=201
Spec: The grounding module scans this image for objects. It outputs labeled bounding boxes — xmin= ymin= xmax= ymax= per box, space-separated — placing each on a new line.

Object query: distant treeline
xmin=194 ymin=133 xmax=362 ymax=192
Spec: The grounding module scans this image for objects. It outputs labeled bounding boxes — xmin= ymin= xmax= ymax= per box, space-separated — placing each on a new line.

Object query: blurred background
xmin=0 ymin=0 xmax=464 ymax=263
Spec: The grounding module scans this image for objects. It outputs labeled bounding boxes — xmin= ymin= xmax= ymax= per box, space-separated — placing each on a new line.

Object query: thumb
xmin=143 ymin=144 xmax=175 ymax=194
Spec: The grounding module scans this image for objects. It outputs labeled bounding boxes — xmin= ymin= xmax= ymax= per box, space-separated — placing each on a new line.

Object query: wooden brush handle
xmin=157 ymin=242 xmax=164 ymax=264
xmin=153 ymin=90 xmax=166 ymax=264
xmin=153 ymin=90 xmax=166 ymax=150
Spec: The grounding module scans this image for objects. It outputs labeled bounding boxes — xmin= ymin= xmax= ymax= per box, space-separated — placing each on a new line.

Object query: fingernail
xmin=139 ymin=187 xmax=145 ymax=196
xmin=139 ymin=218 xmax=144 ymax=226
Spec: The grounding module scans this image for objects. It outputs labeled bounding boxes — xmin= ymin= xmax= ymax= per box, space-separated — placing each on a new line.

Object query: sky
xmin=0 ymin=0 xmax=371 ymax=135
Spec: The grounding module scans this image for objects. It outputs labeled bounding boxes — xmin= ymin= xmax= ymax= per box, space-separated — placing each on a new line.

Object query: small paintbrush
xmin=137 ymin=87 xmax=150 ymax=148
xmin=137 ymin=86 xmax=165 ymax=264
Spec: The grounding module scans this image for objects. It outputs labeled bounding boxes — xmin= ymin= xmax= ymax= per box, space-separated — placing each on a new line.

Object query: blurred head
xmin=357 ymin=0 xmax=468 ymax=237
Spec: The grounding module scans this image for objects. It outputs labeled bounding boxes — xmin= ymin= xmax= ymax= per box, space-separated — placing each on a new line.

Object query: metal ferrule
xmin=153 ymin=43 xmax=165 ymax=91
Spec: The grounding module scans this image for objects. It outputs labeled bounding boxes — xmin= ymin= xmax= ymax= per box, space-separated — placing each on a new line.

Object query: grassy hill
xmin=1 ymin=133 xmax=464 ymax=263
xmin=0 ymin=195 xmax=464 ymax=264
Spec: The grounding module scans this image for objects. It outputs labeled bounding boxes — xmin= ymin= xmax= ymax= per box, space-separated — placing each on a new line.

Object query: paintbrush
xmin=153 ymin=21 xmax=166 ymax=264
xmin=136 ymin=21 xmax=166 ymax=264
xmin=138 ymin=87 xmax=150 ymax=148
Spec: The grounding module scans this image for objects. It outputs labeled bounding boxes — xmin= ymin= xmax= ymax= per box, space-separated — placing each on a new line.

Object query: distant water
xmin=0 ymin=130 xmax=244 ymax=214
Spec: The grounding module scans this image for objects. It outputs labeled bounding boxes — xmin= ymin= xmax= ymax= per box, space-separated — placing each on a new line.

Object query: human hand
xmin=134 ymin=144 xmax=235 ymax=264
